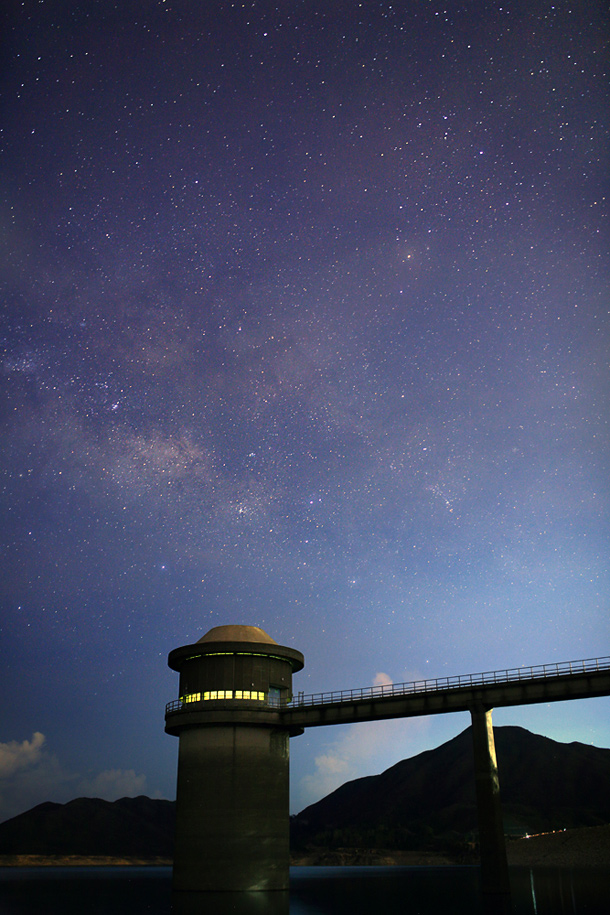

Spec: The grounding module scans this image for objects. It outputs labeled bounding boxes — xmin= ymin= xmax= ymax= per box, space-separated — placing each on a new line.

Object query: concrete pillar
xmin=171 ymin=889 xmax=289 ymax=915
xmin=165 ymin=625 xmax=304 ymax=893
xmin=470 ymin=705 xmax=511 ymax=911
xmin=173 ymin=725 xmax=292 ymax=891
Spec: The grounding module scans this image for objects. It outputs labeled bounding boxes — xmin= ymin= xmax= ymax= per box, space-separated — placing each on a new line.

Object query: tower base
xmin=172 ymin=724 xmax=291 ymax=892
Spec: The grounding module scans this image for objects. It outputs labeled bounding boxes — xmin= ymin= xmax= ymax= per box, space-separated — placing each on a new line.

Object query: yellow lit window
xmin=183 ymin=689 xmax=265 ymax=702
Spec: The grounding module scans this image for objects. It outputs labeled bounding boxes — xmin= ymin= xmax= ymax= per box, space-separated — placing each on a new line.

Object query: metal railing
xmin=164 ymin=656 xmax=610 ymax=716
xmin=165 ymin=695 xmax=269 ymax=714
xmin=166 ymin=698 xmax=192 ymax=714
xmin=284 ymin=656 xmax=610 ymax=710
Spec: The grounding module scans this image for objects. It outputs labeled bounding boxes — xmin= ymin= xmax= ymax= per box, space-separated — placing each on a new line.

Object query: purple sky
xmin=1 ymin=0 xmax=608 ymax=821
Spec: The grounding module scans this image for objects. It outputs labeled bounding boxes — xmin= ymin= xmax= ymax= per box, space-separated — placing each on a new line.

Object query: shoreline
xmin=0 ymin=856 xmax=173 ymax=867
xmin=293 ymin=823 xmax=610 ymax=869
xmin=1 ymin=824 xmax=608 ymax=869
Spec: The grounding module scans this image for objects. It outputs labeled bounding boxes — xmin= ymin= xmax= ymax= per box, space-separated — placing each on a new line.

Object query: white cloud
xmin=0 ymin=733 xmax=150 ymax=823
xmin=77 ymin=769 xmax=147 ymax=799
xmin=0 ymin=732 xmax=45 ymax=778
xmin=372 ymin=671 xmax=393 ymax=688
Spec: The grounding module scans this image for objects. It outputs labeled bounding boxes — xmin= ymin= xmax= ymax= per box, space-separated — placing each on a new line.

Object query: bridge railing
xmin=284 ymin=656 xmax=610 ymax=709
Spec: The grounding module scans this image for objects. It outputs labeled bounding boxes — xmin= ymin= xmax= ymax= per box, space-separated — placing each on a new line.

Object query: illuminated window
xmin=181 ymin=690 xmax=265 ymax=703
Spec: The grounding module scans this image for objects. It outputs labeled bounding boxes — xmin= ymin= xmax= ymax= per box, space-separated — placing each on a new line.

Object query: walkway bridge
xmin=280 ymin=655 xmax=610 ymax=728
xmin=279 ymin=653 xmax=610 ymax=910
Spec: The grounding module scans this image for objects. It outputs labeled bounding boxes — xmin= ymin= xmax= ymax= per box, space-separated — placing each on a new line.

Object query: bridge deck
xmin=279 ymin=656 xmax=610 ymax=729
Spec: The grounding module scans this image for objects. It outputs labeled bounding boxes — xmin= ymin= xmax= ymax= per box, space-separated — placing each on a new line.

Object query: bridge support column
xmin=470 ymin=705 xmax=511 ymax=912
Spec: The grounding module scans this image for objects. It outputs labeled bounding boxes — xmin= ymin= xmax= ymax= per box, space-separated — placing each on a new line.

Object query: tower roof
xmin=197 ymin=625 xmax=277 ymax=645
xmin=168 ymin=624 xmax=304 ymax=672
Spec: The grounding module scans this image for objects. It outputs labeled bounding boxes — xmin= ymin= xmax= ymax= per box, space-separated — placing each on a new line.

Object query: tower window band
xmin=181 ymin=690 xmax=266 ymax=704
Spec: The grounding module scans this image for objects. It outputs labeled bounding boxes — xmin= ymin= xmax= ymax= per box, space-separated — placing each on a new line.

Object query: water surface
xmin=0 ymin=865 xmax=607 ymax=914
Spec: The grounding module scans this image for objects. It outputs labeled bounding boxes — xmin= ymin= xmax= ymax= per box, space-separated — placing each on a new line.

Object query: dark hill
xmin=291 ymin=726 xmax=610 ymax=848
xmin=1 ymin=728 xmax=609 ymax=857
xmin=0 ymin=796 xmax=175 ymax=856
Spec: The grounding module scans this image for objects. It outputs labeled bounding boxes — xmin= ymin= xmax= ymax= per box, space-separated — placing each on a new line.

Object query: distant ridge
xmin=1 ymin=727 xmax=609 ymax=857
xmin=291 ymin=726 xmax=610 ymax=849
xmin=0 ymin=796 xmax=175 ymax=856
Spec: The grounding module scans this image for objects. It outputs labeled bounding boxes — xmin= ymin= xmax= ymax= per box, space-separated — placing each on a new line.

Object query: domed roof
xmin=168 ymin=624 xmax=304 ymax=672
xmin=197 ymin=625 xmax=278 ymax=645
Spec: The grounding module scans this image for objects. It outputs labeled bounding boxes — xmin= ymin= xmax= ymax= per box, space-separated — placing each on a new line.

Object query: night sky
xmin=1 ymin=0 xmax=608 ymax=823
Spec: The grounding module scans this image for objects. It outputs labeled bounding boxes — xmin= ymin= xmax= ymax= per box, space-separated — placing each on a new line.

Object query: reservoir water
xmin=0 ymin=865 xmax=608 ymax=914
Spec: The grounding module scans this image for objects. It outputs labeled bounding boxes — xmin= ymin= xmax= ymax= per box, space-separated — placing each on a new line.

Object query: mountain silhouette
xmin=0 ymin=795 xmax=175 ymax=856
xmin=1 ymin=727 xmax=609 ymax=856
xmin=291 ymin=725 xmax=610 ymax=848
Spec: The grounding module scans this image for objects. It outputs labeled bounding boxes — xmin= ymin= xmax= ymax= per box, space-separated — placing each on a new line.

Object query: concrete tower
xmin=165 ymin=625 xmax=304 ymax=893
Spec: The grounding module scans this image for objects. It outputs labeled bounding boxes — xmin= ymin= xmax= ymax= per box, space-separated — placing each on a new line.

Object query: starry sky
xmin=1 ymin=0 xmax=608 ymax=823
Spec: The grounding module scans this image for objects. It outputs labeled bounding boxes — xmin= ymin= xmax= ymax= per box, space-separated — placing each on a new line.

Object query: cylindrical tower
xmin=165 ymin=625 xmax=304 ymax=893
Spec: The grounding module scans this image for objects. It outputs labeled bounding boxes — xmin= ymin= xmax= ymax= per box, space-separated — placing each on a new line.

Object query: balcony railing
xmin=285 ymin=656 xmax=610 ymax=709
